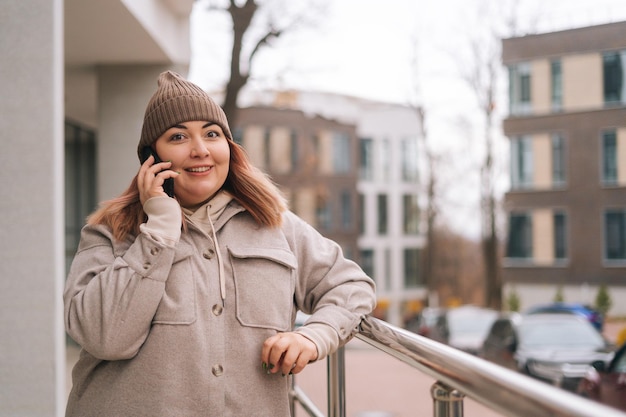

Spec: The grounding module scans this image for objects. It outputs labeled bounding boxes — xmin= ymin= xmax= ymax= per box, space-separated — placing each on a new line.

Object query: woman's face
xmin=154 ymin=120 xmax=230 ymax=208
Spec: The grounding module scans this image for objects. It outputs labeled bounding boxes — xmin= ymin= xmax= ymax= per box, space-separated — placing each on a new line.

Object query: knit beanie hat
xmin=138 ymin=71 xmax=232 ymax=159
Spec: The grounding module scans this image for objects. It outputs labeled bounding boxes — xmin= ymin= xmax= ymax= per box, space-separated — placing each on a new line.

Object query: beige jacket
xmin=64 ymin=200 xmax=376 ymax=417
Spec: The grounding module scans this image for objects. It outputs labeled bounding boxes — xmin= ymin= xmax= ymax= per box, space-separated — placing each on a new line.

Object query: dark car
xmin=577 ymin=342 xmax=626 ymax=411
xmin=480 ymin=313 xmax=614 ymax=391
xmin=525 ymin=302 xmax=604 ymax=331
xmin=406 ymin=307 xmax=445 ymax=338
xmin=430 ymin=305 xmax=498 ymax=354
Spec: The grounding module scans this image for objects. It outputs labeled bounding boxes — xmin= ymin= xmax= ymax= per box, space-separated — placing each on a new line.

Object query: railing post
xmin=327 ymin=346 xmax=346 ymax=417
xmin=431 ymin=381 xmax=465 ymax=417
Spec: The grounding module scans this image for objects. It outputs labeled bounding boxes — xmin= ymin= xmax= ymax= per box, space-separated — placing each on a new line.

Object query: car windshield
xmin=519 ymin=319 xmax=605 ymax=349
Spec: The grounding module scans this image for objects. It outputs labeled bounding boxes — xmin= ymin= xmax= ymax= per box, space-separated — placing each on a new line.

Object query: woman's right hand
xmin=137 ymin=155 xmax=179 ymax=205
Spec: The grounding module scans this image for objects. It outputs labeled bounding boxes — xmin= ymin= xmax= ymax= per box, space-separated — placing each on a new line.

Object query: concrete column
xmin=0 ymin=0 xmax=66 ymax=416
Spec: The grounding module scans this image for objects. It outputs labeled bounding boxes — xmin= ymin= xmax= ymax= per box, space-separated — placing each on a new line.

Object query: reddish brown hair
xmin=87 ymin=140 xmax=287 ymax=242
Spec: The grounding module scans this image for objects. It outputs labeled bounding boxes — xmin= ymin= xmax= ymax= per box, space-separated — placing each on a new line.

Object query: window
xmin=605 ymin=210 xmax=626 ymax=260
xmin=551 ymin=133 xmax=566 ymax=186
xmin=603 ymin=50 xmax=626 ymax=104
xmin=404 ymin=248 xmax=421 ymax=288
xmin=602 ymin=130 xmax=618 ymax=185
xmin=377 ymin=194 xmax=388 ymax=235
xmin=359 ymin=138 xmax=374 ymax=180
xmin=332 ymin=132 xmax=351 ymax=174
xmin=506 ymin=213 xmax=532 ymax=258
xmin=359 ymin=249 xmax=375 ymax=281
xmin=340 ymin=190 xmax=352 ymax=230
xmin=290 ymin=129 xmax=298 ymax=172
xmin=509 ymin=63 xmax=531 ymax=115
xmin=403 ymin=194 xmax=420 ymax=235
xmin=554 ymin=212 xmax=567 ymax=260
xmin=510 ymin=136 xmax=533 ymax=189
xmin=65 ymin=120 xmax=97 ymax=273
xmin=316 ymin=194 xmax=331 ymax=230
xmin=401 ymin=136 xmax=419 ymax=181
xmin=551 ymin=60 xmax=562 ymax=111
xmin=358 ymin=194 xmax=365 ymax=234
xmin=380 ymin=139 xmax=390 ymax=182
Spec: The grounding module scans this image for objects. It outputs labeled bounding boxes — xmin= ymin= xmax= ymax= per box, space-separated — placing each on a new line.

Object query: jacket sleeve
xmin=64 ymin=224 xmax=176 ymax=360
xmin=284 ymin=212 xmax=377 ymax=359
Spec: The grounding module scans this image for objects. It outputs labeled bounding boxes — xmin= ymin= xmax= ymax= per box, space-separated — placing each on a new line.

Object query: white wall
xmin=0 ymin=0 xmax=66 ymax=415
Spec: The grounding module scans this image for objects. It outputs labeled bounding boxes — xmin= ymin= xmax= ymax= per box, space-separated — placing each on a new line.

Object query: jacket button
xmin=203 ymin=248 xmax=215 ymax=259
xmin=150 ymin=247 xmax=159 ymax=256
xmin=212 ymin=364 xmax=223 ymax=376
xmin=212 ymin=304 xmax=223 ymax=316
xmin=143 ymin=262 xmax=151 ymax=270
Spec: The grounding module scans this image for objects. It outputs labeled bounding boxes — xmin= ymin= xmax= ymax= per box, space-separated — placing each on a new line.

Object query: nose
xmin=190 ymin=137 xmax=209 ymax=158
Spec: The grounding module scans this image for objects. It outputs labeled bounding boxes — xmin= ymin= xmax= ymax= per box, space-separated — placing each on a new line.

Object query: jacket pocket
xmin=228 ymin=246 xmax=297 ymax=331
xmin=152 ymin=243 xmax=197 ymax=325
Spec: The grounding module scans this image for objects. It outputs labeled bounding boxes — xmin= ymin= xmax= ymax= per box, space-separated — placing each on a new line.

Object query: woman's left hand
xmin=261 ymin=332 xmax=318 ymax=375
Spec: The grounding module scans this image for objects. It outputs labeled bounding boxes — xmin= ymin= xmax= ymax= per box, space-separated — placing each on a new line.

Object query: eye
xmin=205 ymin=130 xmax=220 ymax=139
xmin=169 ymin=132 xmax=186 ymax=142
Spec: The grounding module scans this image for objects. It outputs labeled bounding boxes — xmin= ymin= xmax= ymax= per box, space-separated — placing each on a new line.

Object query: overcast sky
xmin=189 ymin=0 xmax=626 ymax=239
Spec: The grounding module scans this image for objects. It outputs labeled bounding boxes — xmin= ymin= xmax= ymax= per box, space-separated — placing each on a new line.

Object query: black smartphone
xmin=140 ymin=146 xmax=175 ymax=198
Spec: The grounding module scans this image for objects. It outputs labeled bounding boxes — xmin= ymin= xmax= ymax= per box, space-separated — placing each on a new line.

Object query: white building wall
xmin=0 ymin=1 xmax=66 ymax=415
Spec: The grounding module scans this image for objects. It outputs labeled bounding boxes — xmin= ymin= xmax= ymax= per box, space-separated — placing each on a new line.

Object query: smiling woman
xmin=63 ymin=70 xmax=376 ymax=417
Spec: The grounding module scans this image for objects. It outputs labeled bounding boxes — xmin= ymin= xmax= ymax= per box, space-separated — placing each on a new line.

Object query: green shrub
xmin=506 ymin=287 xmax=521 ymax=312
xmin=594 ymin=284 xmax=612 ymax=317
xmin=553 ymin=286 xmax=564 ymax=303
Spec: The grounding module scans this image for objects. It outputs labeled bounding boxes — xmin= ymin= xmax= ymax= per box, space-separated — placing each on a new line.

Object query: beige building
xmin=502 ymin=21 xmax=626 ymax=315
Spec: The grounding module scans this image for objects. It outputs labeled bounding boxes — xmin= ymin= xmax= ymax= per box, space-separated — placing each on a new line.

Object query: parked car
xmin=430 ymin=305 xmax=498 ymax=354
xmin=480 ymin=313 xmax=614 ymax=391
xmin=577 ymin=342 xmax=626 ymax=411
xmin=406 ymin=307 xmax=445 ymax=338
xmin=525 ymin=302 xmax=604 ymax=331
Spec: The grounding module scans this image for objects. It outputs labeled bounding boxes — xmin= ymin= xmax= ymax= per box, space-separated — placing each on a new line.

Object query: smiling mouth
xmin=186 ymin=166 xmax=212 ymax=173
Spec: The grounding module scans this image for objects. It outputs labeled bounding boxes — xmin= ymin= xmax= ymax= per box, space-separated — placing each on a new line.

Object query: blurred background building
xmin=235 ymin=91 xmax=425 ymax=326
xmin=502 ymin=20 xmax=626 ymax=314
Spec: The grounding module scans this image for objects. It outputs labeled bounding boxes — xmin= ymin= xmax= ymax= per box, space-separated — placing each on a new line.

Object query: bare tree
xmin=200 ymin=0 xmax=325 ymax=126
xmin=456 ymin=0 xmax=533 ymax=310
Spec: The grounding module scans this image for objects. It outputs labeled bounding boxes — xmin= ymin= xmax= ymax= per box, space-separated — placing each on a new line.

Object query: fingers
xmin=138 ymin=156 xmax=178 ymax=203
xmin=261 ymin=332 xmax=318 ymax=376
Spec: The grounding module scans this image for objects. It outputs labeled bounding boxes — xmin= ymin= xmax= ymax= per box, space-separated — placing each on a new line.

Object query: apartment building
xmin=237 ymin=91 xmax=425 ymax=326
xmin=502 ymin=21 xmax=626 ymax=315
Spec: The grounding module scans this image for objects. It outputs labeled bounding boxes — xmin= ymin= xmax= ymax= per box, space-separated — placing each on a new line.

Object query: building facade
xmin=502 ymin=21 xmax=626 ymax=315
xmin=237 ymin=91 xmax=425 ymax=326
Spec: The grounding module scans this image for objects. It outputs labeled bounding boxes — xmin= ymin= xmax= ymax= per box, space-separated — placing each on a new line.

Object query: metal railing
xmin=290 ymin=315 xmax=626 ymax=417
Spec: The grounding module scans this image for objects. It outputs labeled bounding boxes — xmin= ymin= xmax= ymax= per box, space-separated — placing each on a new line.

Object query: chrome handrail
xmin=291 ymin=315 xmax=626 ymax=417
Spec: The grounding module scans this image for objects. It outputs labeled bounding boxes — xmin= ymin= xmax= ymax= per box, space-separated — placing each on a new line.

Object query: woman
xmin=64 ymin=71 xmax=376 ymax=417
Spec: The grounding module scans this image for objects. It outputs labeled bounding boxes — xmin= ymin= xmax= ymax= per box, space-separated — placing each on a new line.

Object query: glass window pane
xmin=605 ymin=210 xmax=626 ymax=260
xmin=507 ymin=213 xmax=532 ymax=258
xmin=377 ymin=194 xmax=388 ymax=235
xmin=603 ymin=52 xmax=623 ymax=104
xmin=551 ymin=133 xmax=566 ymax=186
xmin=551 ymin=60 xmax=562 ymax=111
xmin=602 ymin=130 xmax=618 ymax=185
xmin=359 ymin=138 xmax=373 ymax=180
xmin=404 ymin=248 xmax=421 ymax=288
xmin=554 ymin=212 xmax=567 ymax=259
xmin=333 ymin=132 xmax=351 ymax=174
xmin=403 ymin=194 xmax=420 ymax=234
